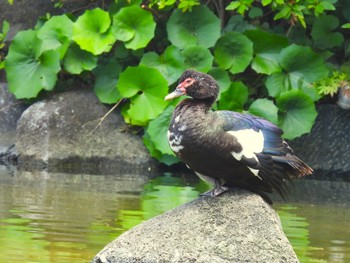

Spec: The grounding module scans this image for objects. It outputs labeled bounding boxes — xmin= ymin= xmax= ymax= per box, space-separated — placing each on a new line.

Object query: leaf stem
xmin=89 ymin=98 xmax=124 ymax=134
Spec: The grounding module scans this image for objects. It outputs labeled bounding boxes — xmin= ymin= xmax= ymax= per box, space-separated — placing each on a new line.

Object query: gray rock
xmin=289 ymin=104 xmax=350 ymax=178
xmin=92 ymin=189 xmax=299 ymax=263
xmin=15 ymin=89 xmax=158 ymax=174
xmin=0 ymin=0 xmax=105 ymax=30
xmin=0 ymin=83 xmax=26 ymax=164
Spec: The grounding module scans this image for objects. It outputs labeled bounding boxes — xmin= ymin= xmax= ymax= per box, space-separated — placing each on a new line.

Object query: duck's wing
xmin=216 ymin=110 xmax=313 ymax=199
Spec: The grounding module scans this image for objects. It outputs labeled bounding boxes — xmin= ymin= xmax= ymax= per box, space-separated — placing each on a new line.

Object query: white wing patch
xmin=167 ymin=130 xmax=184 ymax=153
xmin=227 ymin=129 xmax=264 ymax=178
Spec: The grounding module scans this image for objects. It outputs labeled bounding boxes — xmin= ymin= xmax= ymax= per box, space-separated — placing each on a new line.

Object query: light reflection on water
xmin=0 ymin=166 xmax=349 ymax=263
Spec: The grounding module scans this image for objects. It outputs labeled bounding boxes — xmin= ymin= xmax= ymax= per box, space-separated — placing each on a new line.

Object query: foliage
xmin=3 ymin=0 xmax=350 ymax=164
xmin=315 ymin=71 xmax=349 ymax=97
xmin=0 ymin=20 xmax=10 ymax=69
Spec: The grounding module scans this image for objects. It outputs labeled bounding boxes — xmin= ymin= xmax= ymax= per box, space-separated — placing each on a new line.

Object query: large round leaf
xmin=218 ymin=82 xmax=248 ymax=111
xmin=265 ymin=44 xmax=328 ymax=101
xmin=208 ymin=67 xmax=231 ymax=99
xmin=143 ymin=133 xmax=179 ymax=165
xmin=117 ymin=66 xmax=169 ymax=125
xmin=223 ymin=15 xmax=255 ymax=33
xmin=37 ymin=15 xmax=73 ymax=58
xmin=140 ymin=45 xmax=186 ymax=85
xmin=167 ymin=5 xmax=220 ymax=49
xmin=245 ymin=29 xmax=288 ymax=74
xmin=311 ymin=15 xmax=343 ymax=50
xmin=144 ymin=105 xmax=177 ymax=157
xmin=112 ymin=5 xmax=156 ymax=50
xmin=144 ymin=106 xmax=180 ymax=165
xmin=63 ymin=43 xmax=97 ymax=74
xmin=248 ymin=98 xmax=278 ymax=125
xmin=73 ymin=8 xmax=116 ymax=55
xmin=265 ymin=72 xmax=290 ymax=97
xmin=214 ymin=32 xmax=253 ymax=74
xmin=5 ymin=30 xmax=61 ymax=99
xmin=182 ymin=46 xmax=213 ymax=73
xmin=93 ymin=60 xmax=122 ymax=104
xmin=277 ymin=90 xmax=317 ymax=139
xmin=279 ymin=44 xmax=329 ymax=86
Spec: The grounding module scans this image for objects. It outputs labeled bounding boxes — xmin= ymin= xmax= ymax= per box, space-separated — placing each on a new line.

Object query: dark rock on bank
xmin=92 ymin=189 xmax=299 ymax=263
xmin=15 ymin=89 xmax=158 ymax=174
xmin=0 ymin=0 xmax=109 ymax=30
xmin=289 ymin=104 xmax=350 ymax=179
xmin=0 ymin=83 xmax=26 ymax=165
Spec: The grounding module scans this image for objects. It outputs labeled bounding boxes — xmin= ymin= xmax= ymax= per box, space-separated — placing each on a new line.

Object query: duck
xmin=165 ymin=69 xmax=313 ymax=204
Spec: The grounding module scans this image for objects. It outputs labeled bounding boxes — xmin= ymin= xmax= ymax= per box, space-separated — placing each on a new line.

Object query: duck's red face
xmin=164 ymin=77 xmax=196 ymax=101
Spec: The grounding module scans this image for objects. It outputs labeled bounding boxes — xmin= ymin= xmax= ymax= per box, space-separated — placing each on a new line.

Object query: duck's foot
xmin=200 ymin=185 xmax=229 ymax=197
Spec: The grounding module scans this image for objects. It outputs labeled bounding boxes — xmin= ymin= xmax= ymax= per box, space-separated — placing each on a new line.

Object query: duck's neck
xmin=176 ymin=97 xmax=216 ymax=115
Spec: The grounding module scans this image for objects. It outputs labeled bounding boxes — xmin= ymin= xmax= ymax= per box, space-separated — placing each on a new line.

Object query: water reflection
xmin=0 ymin=167 xmax=152 ymax=262
xmin=276 ymin=203 xmax=350 ymax=263
xmin=0 ymin=166 xmax=349 ymax=263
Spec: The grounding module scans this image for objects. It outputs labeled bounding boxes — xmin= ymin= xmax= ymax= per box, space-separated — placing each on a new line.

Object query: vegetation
xmin=0 ymin=20 xmax=9 ymax=69
xmin=2 ymin=0 xmax=350 ymax=165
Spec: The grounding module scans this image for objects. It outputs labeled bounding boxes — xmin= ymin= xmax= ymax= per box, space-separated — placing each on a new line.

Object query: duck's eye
xmin=185 ymin=78 xmax=194 ymax=84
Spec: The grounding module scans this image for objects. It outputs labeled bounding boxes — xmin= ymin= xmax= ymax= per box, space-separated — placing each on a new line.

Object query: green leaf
xmin=178 ymin=0 xmax=200 ymax=11
xmin=37 ymin=15 xmax=73 ymax=58
xmin=112 ymin=5 xmax=156 ymax=50
xmin=248 ymin=7 xmax=263 ymax=18
xmin=245 ymin=29 xmax=288 ymax=74
xmin=1 ymin=20 xmax=10 ymax=40
xmin=265 ymin=72 xmax=290 ymax=97
xmin=182 ymin=46 xmax=213 ymax=72
xmin=225 ymin=2 xmax=241 ymax=11
xmin=266 ymin=44 xmax=329 ymax=101
xmin=143 ymin=132 xmax=179 ymax=166
xmin=140 ymin=45 xmax=186 ymax=85
xmin=223 ymin=15 xmax=255 ymax=33
xmin=117 ymin=65 xmax=169 ymax=125
xmin=342 ymin=0 xmax=350 ymax=20
xmin=274 ymin=5 xmax=292 ymax=20
xmin=144 ymin=106 xmax=176 ymax=156
xmin=341 ymin=23 xmax=350 ymax=29
xmin=214 ymin=32 xmax=253 ymax=74
xmin=218 ymin=82 xmax=248 ymax=111
xmin=279 ymin=44 xmax=328 ymax=91
xmin=311 ymin=15 xmax=344 ymax=50
xmin=208 ymin=67 xmax=231 ymax=99
xmin=262 ymin=0 xmax=272 ymax=6
xmin=93 ymin=60 xmax=122 ymax=104
xmin=63 ymin=43 xmax=97 ymax=74
xmin=318 ymin=1 xmax=335 ymax=11
xmin=167 ymin=5 xmax=220 ymax=49
xmin=248 ymin=98 xmax=278 ymax=124
xmin=5 ymin=30 xmax=61 ymax=99
xmin=73 ymin=8 xmax=116 ymax=55
xmin=277 ymin=90 xmax=317 ymax=139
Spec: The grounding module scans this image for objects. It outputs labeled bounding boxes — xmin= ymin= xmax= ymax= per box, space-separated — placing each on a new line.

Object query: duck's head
xmin=165 ymin=70 xmax=219 ymax=101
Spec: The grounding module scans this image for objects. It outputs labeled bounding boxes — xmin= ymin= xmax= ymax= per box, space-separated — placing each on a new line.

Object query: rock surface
xmin=15 ymin=89 xmax=157 ymax=174
xmin=92 ymin=189 xmax=299 ymax=263
xmin=289 ymin=104 xmax=350 ymax=178
xmin=0 ymin=83 xmax=26 ymax=165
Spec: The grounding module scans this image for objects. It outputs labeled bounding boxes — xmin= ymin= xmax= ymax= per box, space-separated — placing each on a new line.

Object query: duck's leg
xmin=195 ymin=172 xmax=229 ymax=197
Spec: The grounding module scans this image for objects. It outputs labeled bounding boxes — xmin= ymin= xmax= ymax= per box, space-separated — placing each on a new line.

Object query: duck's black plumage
xmin=165 ymin=70 xmax=313 ymax=204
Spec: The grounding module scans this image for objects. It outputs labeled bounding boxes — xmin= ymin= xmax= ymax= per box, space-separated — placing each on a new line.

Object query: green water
xmin=0 ymin=166 xmax=349 ymax=263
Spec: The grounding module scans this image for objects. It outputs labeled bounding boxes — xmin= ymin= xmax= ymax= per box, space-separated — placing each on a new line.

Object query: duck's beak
xmin=164 ymin=86 xmax=186 ymax=101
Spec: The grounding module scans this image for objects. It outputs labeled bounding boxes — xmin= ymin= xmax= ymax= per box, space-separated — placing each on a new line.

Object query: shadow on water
xmin=0 ymin=165 xmax=349 ymax=263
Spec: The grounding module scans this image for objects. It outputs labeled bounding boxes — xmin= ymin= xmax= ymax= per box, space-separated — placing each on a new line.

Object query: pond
xmin=0 ymin=166 xmax=349 ymax=263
